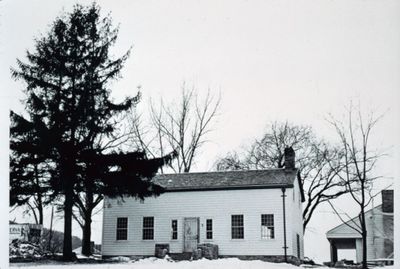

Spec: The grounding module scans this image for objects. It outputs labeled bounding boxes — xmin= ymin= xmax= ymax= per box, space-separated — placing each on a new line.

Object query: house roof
xmin=153 ymin=168 xmax=298 ymax=192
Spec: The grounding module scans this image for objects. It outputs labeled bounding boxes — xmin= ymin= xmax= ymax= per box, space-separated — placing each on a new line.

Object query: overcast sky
xmin=1 ymin=0 xmax=399 ymax=264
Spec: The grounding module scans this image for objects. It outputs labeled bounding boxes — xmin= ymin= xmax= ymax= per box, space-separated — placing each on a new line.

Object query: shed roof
xmin=153 ymin=168 xmax=298 ymax=191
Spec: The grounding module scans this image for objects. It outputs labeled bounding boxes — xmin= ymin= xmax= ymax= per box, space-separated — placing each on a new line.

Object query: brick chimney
xmin=381 ymin=189 xmax=393 ymax=213
xmin=284 ymin=147 xmax=295 ymax=170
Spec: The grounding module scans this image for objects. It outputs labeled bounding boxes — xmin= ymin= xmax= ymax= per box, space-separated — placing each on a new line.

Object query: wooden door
xmin=184 ymin=218 xmax=199 ymax=252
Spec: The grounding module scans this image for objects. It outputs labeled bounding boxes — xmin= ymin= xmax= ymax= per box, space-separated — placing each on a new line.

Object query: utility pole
xmin=281 ymin=187 xmax=288 ymax=263
xmin=48 ymin=206 xmax=54 ymax=251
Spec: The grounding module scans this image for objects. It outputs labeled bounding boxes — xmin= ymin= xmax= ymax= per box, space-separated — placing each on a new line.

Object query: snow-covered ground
xmin=10 ymin=258 xmax=299 ymax=269
xmin=9 ymin=257 xmax=394 ymax=269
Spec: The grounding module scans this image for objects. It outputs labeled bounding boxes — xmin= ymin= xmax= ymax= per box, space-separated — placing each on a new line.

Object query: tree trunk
xmin=48 ymin=206 xmax=54 ymax=251
xmin=81 ymin=209 xmax=93 ymax=256
xmin=81 ymin=181 xmax=94 ymax=256
xmin=362 ymin=231 xmax=368 ymax=269
xmin=34 ymin=165 xmax=44 ymax=225
xmin=361 ymin=209 xmax=368 ymax=269
xmin=38 ymin=200 xmax=43 ymax=225
xmin=62 ymin=185 xmax=74 ymax=261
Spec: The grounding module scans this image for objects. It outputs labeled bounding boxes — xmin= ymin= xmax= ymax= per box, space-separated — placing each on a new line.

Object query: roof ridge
xmin=152 ymin=168 xmax=297 ymax=191
xmin=156 ymin=168 xmax=296 ymax=176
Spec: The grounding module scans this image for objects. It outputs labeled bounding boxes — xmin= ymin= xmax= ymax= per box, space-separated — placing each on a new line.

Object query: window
xmin=171 ymin=220 xmax=178 ymax=240
xmin=261 ymin=214 xmax=274 ymax=239
xmin=116 ymin=217 xmax=128 ymax=240
xmin=142 ymin=217 xmax=154 ymax=240
xmin=206 ymin=219 xmax=213 ymax=239
xmin=231 ymin=215 xmax=244 ymax=239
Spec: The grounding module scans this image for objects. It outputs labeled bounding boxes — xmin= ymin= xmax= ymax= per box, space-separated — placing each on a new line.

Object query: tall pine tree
xmin=10 ymin=4 xmax=175 ymax=260
xmin=10 ymin=111 xmax=52 ymax=225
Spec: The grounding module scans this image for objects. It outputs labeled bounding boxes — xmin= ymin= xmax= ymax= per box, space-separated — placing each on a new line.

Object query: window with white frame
xmin=116 ymin=217 xmax=128 ymax=240
xmin=261 ymin=214 xmax=274 ymax=239
xmin=231 ymin=215 xmax=244 ymax=239
xmin=142 ymin=217 xmax=154 ymax=240
xmin=171 ymin=220 xmax=178 ymax=240
xmin=206 ymin=219 xmax=213 ymax=239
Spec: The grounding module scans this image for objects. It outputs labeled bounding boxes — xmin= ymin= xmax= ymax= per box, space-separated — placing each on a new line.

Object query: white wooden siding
xmin=362 ymin=207 xmax=392 ymax=262
xmin=102 ymin=187 xmax=303 ymax=257
xmin=288 ymin=179 xmax=304 ymax=259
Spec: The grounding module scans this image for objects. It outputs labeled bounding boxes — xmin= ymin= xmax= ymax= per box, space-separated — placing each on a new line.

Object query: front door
xmin=184 ymin=218 xmax=199 ymax=252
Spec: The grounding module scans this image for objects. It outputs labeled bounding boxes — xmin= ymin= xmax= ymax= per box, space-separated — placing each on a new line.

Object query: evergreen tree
xmin=10 ymin=3 xmax=175 ymax=260
xmin=10 ymin=111 xmax=53 ymax=225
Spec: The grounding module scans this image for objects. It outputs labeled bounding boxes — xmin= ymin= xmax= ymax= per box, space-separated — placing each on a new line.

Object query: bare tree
xmin=215 ymin=152 xmax=248 ymax=171
xmin=301 ymin=142 xmax=350 ymax=230
xmin=130 ymin=84 xmax=221 ymax=173
xmin=327 ymin=105 xmax=384 ymax=269
xmin=22 ymin=197 xmax=44 ymax=225
xmin=214 ymin=121 xmax=349 ymax=231
xmin=72 ymin=192 xmax=103 ymax=255
xmin=245 ymin=122 xmax=314 ymax=169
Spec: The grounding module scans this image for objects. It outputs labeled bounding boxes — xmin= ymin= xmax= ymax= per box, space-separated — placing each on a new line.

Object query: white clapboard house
xmin=102 ymin=148 xmax=305 ymax=262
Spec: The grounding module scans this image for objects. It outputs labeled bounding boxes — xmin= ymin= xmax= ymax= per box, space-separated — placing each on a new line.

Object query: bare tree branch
xmin=214 ymin=121 xmax=351 ymax=232
xmin=128 ymin=83 xmax=221 ymax=173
